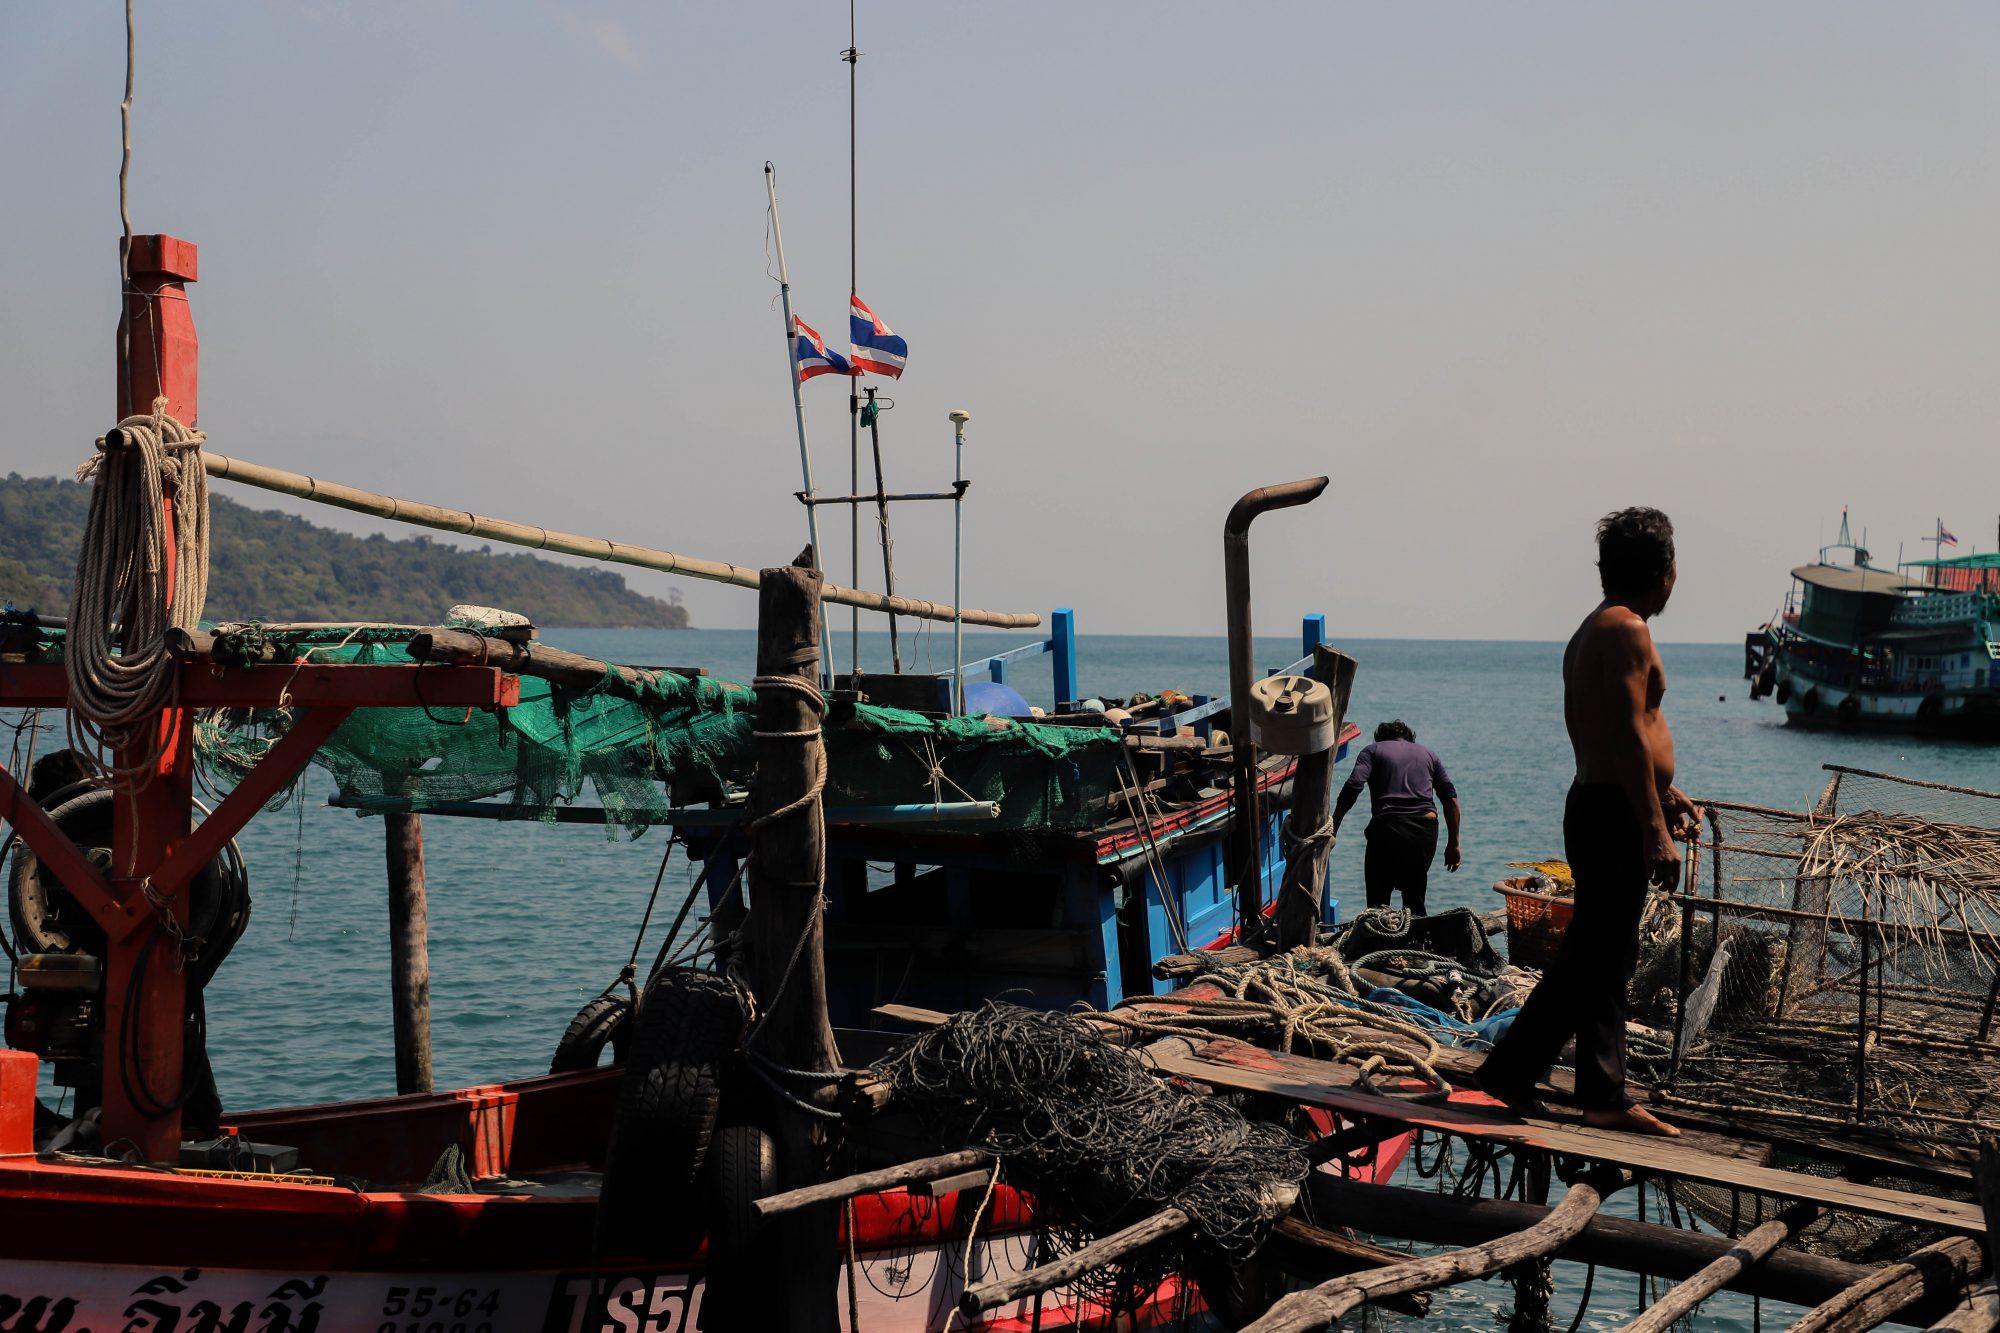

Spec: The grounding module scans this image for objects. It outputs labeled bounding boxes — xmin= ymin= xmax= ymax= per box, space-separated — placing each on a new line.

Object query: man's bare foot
xmin=1580 ymin=1103 xmax=1681 ymax=1137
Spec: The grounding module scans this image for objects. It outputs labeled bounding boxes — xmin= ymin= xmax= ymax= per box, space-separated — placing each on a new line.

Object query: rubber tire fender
xmin=1799 ymin=686 xmax=1819 ymax=715
xmin=700 ymin=1120 xmax=781 ymax=1330
xmin=8 ymin=787 xmax=228 ymax=964
xmin=1837 ymin=695 xmax=1861 ymax=724
xmin=549 ymin=994 xmax=634 ymax=1074
xmin=1775 ymin=679 xmax=1792 ymax=706
xmin=1918 ymin=694 xmax=1944 ymax=720
xmin=598 ymin=967 xmax=748 ymax=1253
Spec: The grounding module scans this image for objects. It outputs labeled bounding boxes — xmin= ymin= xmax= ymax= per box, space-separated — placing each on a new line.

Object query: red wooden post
xmin=100 ymin=233 xmax=201 ymax=1163
xmin=119 ymin=235 xmax=199 ymax=424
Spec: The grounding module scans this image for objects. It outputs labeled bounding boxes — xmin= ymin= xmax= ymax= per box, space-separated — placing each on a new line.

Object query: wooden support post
xmin=959 ymin=1207 xmax=1191 ymax=1318
xmin=384 ymin=811 xmax=433 ymax=1095
xmin=1783 ymin=1235 xmax=1985 ymax=1333
xmin=751 ymin=1149 xmax=991 ymax=1219
xmin=1623 ymin=1204 xmax=1815 ymax=1333
xmin=1245 ymin=1170 xmax=1622 ymax=1332
xmin=1976 ymin=1138 xmax=2000 ymax=1283
xmin=1276 ymin=646 xmax=1356 ymax=950
xmin=715 ymin=558 xmax=840 ymax=1333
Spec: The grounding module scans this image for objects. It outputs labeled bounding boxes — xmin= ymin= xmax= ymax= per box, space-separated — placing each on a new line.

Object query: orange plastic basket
xmin=1493 ymin=876 xmax=1574 ymax=970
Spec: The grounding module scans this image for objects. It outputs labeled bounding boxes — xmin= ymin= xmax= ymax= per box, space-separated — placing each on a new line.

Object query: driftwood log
xmin=1244 ymin=1170 xmax=1624 ymax=1332
xmin=958 ymin=1207 xmax=1192 ymax=1318
xmin=405 ymin=628 xmax=698 ymax=700
xmin=1622 ymin=1205 xmax=1816 ymax=1333
xmin=752 ymin=1149 xmax=991 ymax=1220
xmin=1265 ymin=1217 xmax=1431 ymax=1317
xmin=1784 ymin=1236 xmax=1986 ymax=1333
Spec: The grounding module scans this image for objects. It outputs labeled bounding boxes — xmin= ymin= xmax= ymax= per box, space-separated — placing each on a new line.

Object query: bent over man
xmin=1331 ymin=720 xmax=1462 ymax=916
xmin=1476 ymin=506 xmax=1699 ymax=1137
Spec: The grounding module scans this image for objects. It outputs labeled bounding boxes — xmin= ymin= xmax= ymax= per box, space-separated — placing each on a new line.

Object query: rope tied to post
xmin=67 ymin=397 xmax=211 ymax=776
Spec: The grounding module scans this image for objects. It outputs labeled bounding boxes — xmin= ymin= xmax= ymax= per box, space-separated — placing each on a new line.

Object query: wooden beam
xmin=905 ymin=1166 xmax=996 ymax=1198
xmin=1783 ymin=1236 xmax=1985 ymax=1333
xmin=384 ymin=811 xmax=433 ymax=1095
xmin=958 ymin=1207 xmax=1191 ymax=1317
xmin=0 ymin=661 xmax=515 ymax=710
xmin=1977 ymin=1139 xmax=2000 ymax=1281
xmin=1274 ymin=646 xmax=1354 ymax=949
xmin=752 ymin=1149 xmax=992 ymax=1219
xmin=0 ymin=761 xmax=120 ymax=930
xmin=1622 ymin=1205 xmax=1816 ymax=1333
xmin=406 ymin=628 xmax=707 ymax=701
xmin=1245 ymin=1169 xmax=1621 ymax=1331
xmin=1151 ymin=1037 xmax=1986 ymax=1235
xmin=1265 ymin=1218 xmax=1431 ymax=1317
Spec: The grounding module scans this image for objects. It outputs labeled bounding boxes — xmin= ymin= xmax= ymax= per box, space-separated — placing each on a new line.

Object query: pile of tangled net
xmin=870 ymin=1002 xmax=1306 ymax=1308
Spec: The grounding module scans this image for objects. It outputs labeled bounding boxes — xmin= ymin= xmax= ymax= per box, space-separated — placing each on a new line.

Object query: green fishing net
xmin=17 ymin=624 xmax=1121 ymax=835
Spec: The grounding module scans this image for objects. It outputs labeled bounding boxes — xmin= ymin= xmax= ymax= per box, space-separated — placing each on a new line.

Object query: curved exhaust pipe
xmin=1224 ymin=476 xmax=1330 ymax=935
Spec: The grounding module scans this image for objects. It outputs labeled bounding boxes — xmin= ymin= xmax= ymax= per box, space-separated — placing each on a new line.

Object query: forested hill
xmin=0 ymin=474 xmax=690 ymax=628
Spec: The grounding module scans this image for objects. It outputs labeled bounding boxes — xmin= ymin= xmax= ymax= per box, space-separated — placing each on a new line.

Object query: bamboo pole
xmin=194 ymin=449 xmax=1041 ymax=630
xmin=1245 ymin=1171 xmax=1622 ymax=1333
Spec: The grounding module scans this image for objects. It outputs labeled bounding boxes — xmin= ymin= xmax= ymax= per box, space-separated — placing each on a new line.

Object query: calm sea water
xmin=14 ymin=629 xmax=2000 ymax=1328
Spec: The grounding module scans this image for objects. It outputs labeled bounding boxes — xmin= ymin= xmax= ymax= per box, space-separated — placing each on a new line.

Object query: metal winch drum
xmin=1246 ymin=673 xmax=1339 ymax=755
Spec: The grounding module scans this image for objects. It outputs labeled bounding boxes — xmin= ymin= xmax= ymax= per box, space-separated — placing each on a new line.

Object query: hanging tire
xmin=700 ymin=1119 xmax=781 ymax=1328
xmin=1918 ymin=695 xmax=1944 ymax=721
xmin=1775 ymin=679 xmax=1792 ymax=706
xmin=8 ymin=787 xmax=233 ymax=968
xmin=1799 ymin=687 xmax=1819 ymax=715
xmin=550 ymin=994 xmax=634 ymax=1074
xmin=1837 ymin=696 xmax=1861 ymax=724
xmin=598 ymin=967 xmax=748 ymax=1253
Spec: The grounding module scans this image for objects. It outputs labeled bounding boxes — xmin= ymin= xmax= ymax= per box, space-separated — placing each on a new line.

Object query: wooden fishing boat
xmin=1743 ymin=514 xmax=2000 ymax=739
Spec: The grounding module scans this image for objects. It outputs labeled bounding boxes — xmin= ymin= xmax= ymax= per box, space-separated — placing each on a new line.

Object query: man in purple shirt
xmin=1330 ymin=720 xmax=1463 ymax=915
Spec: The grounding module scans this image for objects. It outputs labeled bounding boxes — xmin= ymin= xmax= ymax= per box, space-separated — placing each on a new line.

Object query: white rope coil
xmin=67 ymin=398 xmax=210 ymax=775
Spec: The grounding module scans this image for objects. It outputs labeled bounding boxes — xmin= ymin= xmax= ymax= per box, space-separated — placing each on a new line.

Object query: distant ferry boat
xmin=1744 ymin=516 xmax=2000 ymax=739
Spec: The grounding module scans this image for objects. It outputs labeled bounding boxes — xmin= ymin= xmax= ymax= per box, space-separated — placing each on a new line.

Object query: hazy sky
xmin=3 ymin=4 xmax=1995 ymax=641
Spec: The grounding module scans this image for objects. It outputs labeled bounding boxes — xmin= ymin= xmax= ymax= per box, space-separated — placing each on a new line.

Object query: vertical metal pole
xmin=845 ymin=10 xmax=861 ymax=680
xmin=764 ymin=163 xmax=833 ymax=688
xmin=952 ymin=416 xmax=967 ymax=714
xmin=864 ymin=386 xmax=901 ymax=672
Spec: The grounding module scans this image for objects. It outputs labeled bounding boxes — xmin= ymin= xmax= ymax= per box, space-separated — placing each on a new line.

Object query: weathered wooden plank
xmin=1154 ymin=1038 xmax=1985 ymax=1235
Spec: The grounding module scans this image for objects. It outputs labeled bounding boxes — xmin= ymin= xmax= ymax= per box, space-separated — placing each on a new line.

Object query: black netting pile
xmin=871 ymin=1002 xmax=1305 ymax=1309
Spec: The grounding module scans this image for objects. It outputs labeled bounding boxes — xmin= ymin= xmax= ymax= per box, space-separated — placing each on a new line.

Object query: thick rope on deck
xmin=67 ymin=400 xmax=209 ymax=774
xmin=871 ymin=1002 xmax=1306 ymax=1309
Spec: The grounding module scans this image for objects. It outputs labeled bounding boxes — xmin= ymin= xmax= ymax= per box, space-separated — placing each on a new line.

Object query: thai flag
xmin=1941 ymin=521 xmax=1959 ymax=547
xmin=793 ymin=317 xmax=852 ymax=382
xmin=849 ymin=294 xmax=908 ymax=379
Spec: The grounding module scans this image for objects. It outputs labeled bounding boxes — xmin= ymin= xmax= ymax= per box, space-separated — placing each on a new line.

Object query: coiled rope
xmin=67 ymin=399 xmax=210 ymax=776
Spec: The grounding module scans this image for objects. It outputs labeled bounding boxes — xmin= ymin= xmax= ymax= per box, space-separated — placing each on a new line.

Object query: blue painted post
xmin=1191 ymin=694 xmax=1212 ymax=740
xmin=991 ymin=657 xmax=1008 ymax=685
xmin=1303 ymin=613 xmax=1326 ymax=656
xmin=1051 ymin=608 xmax=1079 ymax=707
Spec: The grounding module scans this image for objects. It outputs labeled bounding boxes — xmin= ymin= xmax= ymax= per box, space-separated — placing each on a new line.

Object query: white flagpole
xmin=765 ymin=162 xmax=833 ymax=686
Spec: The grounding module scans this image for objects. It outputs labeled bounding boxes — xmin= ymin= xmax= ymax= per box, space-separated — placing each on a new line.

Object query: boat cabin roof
xmin=1792 ymin=563 xmax=1930 ymax=595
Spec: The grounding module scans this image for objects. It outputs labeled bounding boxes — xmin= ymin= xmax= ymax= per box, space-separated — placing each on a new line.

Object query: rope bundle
xmin=67 ymin=399 xmax=209 ymax=773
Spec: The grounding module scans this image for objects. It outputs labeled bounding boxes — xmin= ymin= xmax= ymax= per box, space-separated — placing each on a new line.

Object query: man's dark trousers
xmin=1363 ymin=813 xmax=1438 ymax=915
xmin=1477 ymin=784 xmax=1648 ymax=1110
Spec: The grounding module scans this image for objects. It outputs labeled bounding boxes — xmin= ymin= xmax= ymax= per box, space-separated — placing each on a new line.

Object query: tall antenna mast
xmin=765 ymin=162 xmax=834 ymax=685
xmin=844 ymin=1 xmax=862 ymax=679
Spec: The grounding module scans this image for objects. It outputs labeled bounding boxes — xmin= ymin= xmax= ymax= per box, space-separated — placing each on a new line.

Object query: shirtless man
xmin=1475 ymin=507 xmax=1699 ymax=1137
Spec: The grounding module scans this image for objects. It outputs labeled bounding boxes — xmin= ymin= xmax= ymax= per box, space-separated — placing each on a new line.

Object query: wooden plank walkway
xmin=1152 ymin=1037 xmax=1985 ymax=1236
